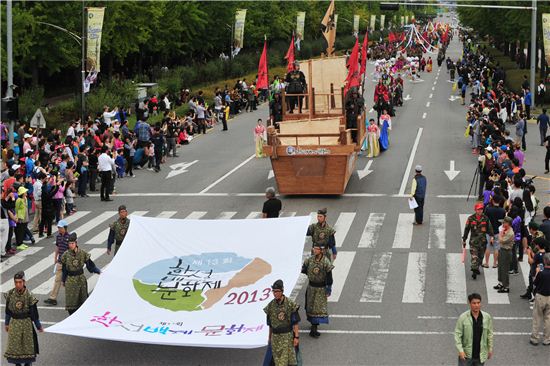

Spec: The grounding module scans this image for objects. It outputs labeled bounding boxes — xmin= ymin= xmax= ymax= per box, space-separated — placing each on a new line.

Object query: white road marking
xmin=428 ymin=214 xmax=446 ymax=249
xmin=368 ymin=108 xmax=374 ymax=113
xmin=402 ymin=252 xmax=427 ymax=303
xmin=459 ymin=214 xmax=469 ymax=249
xmin=268 ymin=170 xmax=274 ymax=180
xmin=1 ymin=255 xmax=55 ymax=290
xmin=27 ymin=211 xmax=91 ymax=246
xmin=331 ymin=314 xmax=381 ymax=319
xmin=484 ymin=266 xmax=510 ymax=304
xmin=334 ymin=213 xmax=356 ymax=247
xmin=309 ymin=212 xmax=318 ymax=224
xmin=215 ymin=211 xmax=237 ymax=220
xmin=426 ymin=102 xmax=430 ymax=107
xmin=85 ymin=211 xmax=148 ymax=245
xmin=73 ymin=211 xmax=118 ymax=239
xmin=392 ymin=213 xmax=415 ymax=249
xmin=185 ymin=211 xmax=207 ymax=219
xmin=328 ymin=251 xmax=356 ymax=302
xmin=165 ymin=160 xmax=198 ymax=179
xmin=199 ymin=154 xmax=255 ymax=193
xmin=290 ymin=252 xmax=309 ymax=301
xmin=433 ymin=81 xmax=437 ymax=85
xmin=418 ymin=315 xmax=532 ymax=320
xmin=280 ymin=211 xmax=297 ymax=217
xmin=446 ymin=253 xmax=467 ymax=304
xmin=0 ymin=247 xmax=43 ymax=273
xmin=444 ymin=160 xmax=461 ymax=181
xmin=422 ymin=112 xmax=427 ymax=119
xmin=358 ymin=213 xmax=386 ymax=248
xmin=431 ymin=86 xmax=435 ymax=91
xmin=398 ymin=127 xmax=423 ymax=196
xmin=156 ymin=211 xmax=177 ymax=218
xmin=519 ymin=259 xmax=531 ymax=289
xmin=85 ymin=248 xmax=106 ymax=292
xmin=429 ymin=93 xmax=433 ymax=98
xmin=246 ymin=212 xmax=262 ymax=219
xmin=361 ymin=252 xmax=391 ymax=302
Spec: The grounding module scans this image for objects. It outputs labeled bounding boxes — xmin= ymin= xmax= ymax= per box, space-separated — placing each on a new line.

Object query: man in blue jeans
xmin=410 ymin=165 xmax=427 ymax=225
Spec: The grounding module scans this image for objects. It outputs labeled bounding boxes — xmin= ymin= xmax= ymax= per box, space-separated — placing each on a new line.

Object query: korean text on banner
xmin=370 ymin=14 xmax=376 ymax=31
xmin=543 ymin=14 xmax=550 ymax=67
xmin=353 ymin=14 xmax=360 ymax=36
xmin=296 ymin=11 xmax=306 ymax=41
xmin=86 ymin=7 xmax=105 ymax=72
xmin=380 ymin=14 xmax=386 ymax=30
xmin=233 ymin=9 xmax=247 ymax=52
xmin=46 ymin=215 xmax=310 ymax=349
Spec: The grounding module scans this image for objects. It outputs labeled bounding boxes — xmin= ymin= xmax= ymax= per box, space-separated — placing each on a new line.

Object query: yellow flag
xmin=321 ymin=0 xmax=336 ymax=56
xmin=86 ymin=7 xmax=105 ymax=72
xmin=543 ymin=14 xmax=550 ymax=67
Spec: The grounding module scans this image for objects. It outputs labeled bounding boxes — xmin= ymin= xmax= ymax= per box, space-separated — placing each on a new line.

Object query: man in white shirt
xmin=32 ymin=173 xmax=45 ymax=232
xmin=66 ymin=121 xmax=76 ymax=138
xmin=98 ymin=146 xmax=115 ymax=201
xmin=102 ymin=106 xmax=118 ymax=127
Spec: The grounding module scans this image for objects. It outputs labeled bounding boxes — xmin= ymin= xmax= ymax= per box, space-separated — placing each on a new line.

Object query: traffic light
xmin=380 ymin=4 xmax=400 ymax=11
xmin=1 ymin=97 xmax=19 ymax=121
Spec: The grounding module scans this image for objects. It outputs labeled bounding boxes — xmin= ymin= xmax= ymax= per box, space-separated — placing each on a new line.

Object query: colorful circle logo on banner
xmin=132 ymin=252 xmax=272 ymax=312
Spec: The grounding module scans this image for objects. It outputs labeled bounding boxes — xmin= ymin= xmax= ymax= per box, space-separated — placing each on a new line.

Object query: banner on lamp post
xmin=85 ymin=7 xmax=105 ymax=72
xmin=543 ymin=14 xmax=550 ymax=68
xmin=353 ymin=14 xmax=360 ymax=37
xmin=370 ymin=14 xmax=376 ymax=31
xmin=233 ymin=9 xmax=247 ymax=57
xmin=380 ymin=14 xmax=386 ymax=30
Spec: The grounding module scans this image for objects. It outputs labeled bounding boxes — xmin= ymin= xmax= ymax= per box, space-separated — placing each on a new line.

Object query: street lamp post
xmin=6 ymin=0 xmax=15 ymax=147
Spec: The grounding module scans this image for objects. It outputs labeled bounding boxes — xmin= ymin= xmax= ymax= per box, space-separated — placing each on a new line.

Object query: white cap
xmin=415 ymin=165 xmax=422 ymax=172
xmin=23 ymin=133 xmax=32 ymax=138
xmin=11 ymin=164 xmax=21 ymax=170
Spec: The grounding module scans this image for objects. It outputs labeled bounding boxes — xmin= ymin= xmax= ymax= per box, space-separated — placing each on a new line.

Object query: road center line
xmin=398 ymin=127 xmax=423 ymax=196
xmin=429 ymin=93 xmax=433 ymax=98
xmin=426 ymin=102 xmax=430 ymax=107
xmin=200 ymin=154 xmax=255 ymax=193
xmin=431 ymin=86 xmax=435 ymax=91
xmin=422 ymin=112 xmax=427 ymax=119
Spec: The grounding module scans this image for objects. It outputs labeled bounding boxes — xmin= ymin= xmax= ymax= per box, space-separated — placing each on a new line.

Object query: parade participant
xmin=285 ymin=61 xmax=306 ymax=114
xmin=463 ymin=203 xmax=495 ymax=279
xmin=410 ymin=165 xmax=427 ymax=225
xmin=345 ymin=88 xmax=364 ymax=143
xmin=379 ymin=109 xmax=392 ymax=130
xmin=254 ymin=119 xmax=266 ymax=158
xmin=4 ymin=271 xmax=43 ymax=366
xmin=307 ymin=208 xmax=337 ymax=263
xmin=43 ymin=220 xmax=70 ymax=306
xmin=454 ymin=293 xmax=494 ymax=365
xmin=61 ymin=233 xmax=101 ymax=315
xmin=302 ymin=243 xmax=333 ymax=338
xmin=366 ymin=118 xmax=380 ymax=158
xmin=107 ymin=205 xmax=130 ymax=256
xmin=270 ymin=93 xmax=283 ymax=129
xmin=426 ymin=57 xmax=433 ymax=72
xmin=494 ymin=217 xmax=515 ymax=293
xmin=263 ymin=280 xmax=300 ymax=366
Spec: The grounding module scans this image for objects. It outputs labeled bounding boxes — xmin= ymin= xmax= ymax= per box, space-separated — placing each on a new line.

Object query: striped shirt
xmin=55 ymin=232 xmax=70 ymax=263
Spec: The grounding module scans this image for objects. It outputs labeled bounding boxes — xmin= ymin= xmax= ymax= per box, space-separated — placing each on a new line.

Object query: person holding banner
xmin=263 ymin=280 xmax=301 ymax=366
xmin=4 ymin=271 xmax=43 ymax=366
xmin=302 ymin=243 xmax=334 ymax=338
xmin=106 ymin=205 xmax=130 ymax=256
xmin=61 ymin=233 xmax=101 ymax=315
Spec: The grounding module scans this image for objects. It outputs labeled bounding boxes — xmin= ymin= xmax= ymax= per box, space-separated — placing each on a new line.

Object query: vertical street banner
xmin=46 ymin=215 xmax=310 ymax=348
xmin=85 ymin=7 xmax=105 ymax=72
xmin=370 ymin=14 xmax=376 ymax=31
xmin=353 ymin=14 xmax=360 ymax=37
xmin=334 ymin=14 xmax=339 ymax=32
xmin=380 ymin=14 xmax=386 ymax=30
xmin=405 ymin=15 xmax=409 ymax=25
xmin=400 ymin=15 xmax=405 ymax=27
xmin=411 ymin=14 xmax=415 ymax=23
xmin=321 ymin=0 xmax=336 ymax=56
xmin=296 ymin=11 xmax=306 ymax=42
xmin=543 ymin=14 xmax=550 ymax=67
xmin=233 ymin=9 xmax=247 ymax=57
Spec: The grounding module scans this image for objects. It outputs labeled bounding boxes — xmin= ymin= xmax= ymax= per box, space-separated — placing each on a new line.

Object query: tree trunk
xmin=31 ymin=63 xmax=39 ymax=87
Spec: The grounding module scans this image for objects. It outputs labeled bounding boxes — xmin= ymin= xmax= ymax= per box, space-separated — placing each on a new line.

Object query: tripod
xmin=467 ymin=164 xmax=481 ymax=202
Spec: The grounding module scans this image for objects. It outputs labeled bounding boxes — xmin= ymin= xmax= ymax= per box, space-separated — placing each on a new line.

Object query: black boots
xmin=309 ymin=325 xmax=320 ymax=338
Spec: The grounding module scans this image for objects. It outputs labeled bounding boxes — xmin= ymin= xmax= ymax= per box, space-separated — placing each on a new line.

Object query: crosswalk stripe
xmin=30 ymin=211 xmax=91 ymax=246
xmin=246 ymin=212 xmax=261 ymax=219
xmin=85 ymin=211 xmax=148 ymax=245
xmin=215 ymin=211 xmax=237 ymax=220
xmin=360 ymin=252 xmax=392 ymax=302
xmin=290 ymin=252 xmax=310 ymax=301
xmin=483 ymin=267 xmax=509 ymax=304
xmin=0 ymin=247 xmax=43 ymax=273
xmin=156 ymin=211 xmax=177 ymax=218
xmin=519 ymin=259 xmax=531 ymax=290
xmin=428 ymin=214 xmax=446 ymax=249
xmin=73 ymin=211 xmax=118 ymax=239
xmin=309 ymin=212 xmax=318 ymax=224
xmin=185 ymin=211 xmax=207 ymax=219
xmin=402 ymin=252 xmax=427 ymax=303
xmin=459 ymin=214 xmax=470 ymax=249
xmin=86 ymin=248 xmax=106 ymax=293
xmin=392 ymin=213 xmax=415 ymax=248
xmin=1 ymin=254 xmax=54 ymax=291
xmin=446 ymin=253 xmax=467 ymax=304
xmin=334 ymin=213 xmax=355 ymax=248
xmin=328 ymin=251 xmax=356 ymax=303
xmin=358 ymin=213 xmax=385 ymax=248
xmin=280 ymin=211 xmax=297 ymax=217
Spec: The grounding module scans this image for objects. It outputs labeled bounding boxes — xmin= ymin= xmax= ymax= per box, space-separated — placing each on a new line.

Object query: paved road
xmin=2 ymin=17 xmax=550 ymax=366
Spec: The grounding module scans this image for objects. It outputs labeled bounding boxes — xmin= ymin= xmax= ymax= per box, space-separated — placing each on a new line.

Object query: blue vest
xmin=414 ymin=175 xmax=427 ymax=198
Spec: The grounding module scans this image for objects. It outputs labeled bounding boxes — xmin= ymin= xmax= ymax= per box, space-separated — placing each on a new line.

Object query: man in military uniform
xmin=345 ymin=88 xmax=365 ymax=143
xmin=4 ymin=271 xmax=43 ymax=366
xmin=263 ymin=280 xmax=300 ymax=366
xmin=285 ymin=62 xmax=307 ymax=114
xmin=463 ymin=203 xmax=495 ymax=279
xmin=307 ymin=208 xmax=337 ymax=263
xmin=62 ymin=233 xmax=101 ymax=314
xmin=107 ymin=205 xmax=130 ymax=256
xmin=302 ymin=243 xmax=334 ymax=338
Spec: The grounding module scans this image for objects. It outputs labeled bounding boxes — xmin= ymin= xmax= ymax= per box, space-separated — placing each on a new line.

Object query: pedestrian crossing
xmin=1 ymin=209 xmax=534 ymax=305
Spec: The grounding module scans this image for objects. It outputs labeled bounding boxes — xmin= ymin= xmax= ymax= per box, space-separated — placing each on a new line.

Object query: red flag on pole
xmin=256 ymin=40 xmax=269 ymax=89
xmin=344 ymin=37 xmax=360 ymax=96
xmin=388 ymin=32 xmax=395 ymax=43
xmin=285 ymin=35 xmax=296 ymax=72
xmin=360 ymin=31 xmax=368 ymax=77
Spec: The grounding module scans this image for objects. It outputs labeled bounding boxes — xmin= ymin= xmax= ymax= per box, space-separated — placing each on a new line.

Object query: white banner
xmin=46 ymin=215 xmax=309 ymax=348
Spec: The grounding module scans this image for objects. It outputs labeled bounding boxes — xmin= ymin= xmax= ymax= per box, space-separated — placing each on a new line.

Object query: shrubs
xmin=18 ymin=86 xmax=45 ymax=123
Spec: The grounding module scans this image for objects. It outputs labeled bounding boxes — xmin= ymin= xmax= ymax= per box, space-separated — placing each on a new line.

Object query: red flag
xmin=284 ymin=35 xmax=296 ymax=72
xmin=360 ymin=31 xmax=368 ymax=76
xmin=256 ymin=41 xmax=269 ymax=89
xmin=344 ymin=38 xmax=360 ymax=96
xmin=388 ymin=32 xmax=395 ymax=43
